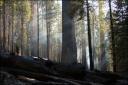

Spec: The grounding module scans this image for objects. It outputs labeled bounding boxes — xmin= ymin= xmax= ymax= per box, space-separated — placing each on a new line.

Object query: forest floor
xmin=0 ymin=50 xmax=128 ymax=85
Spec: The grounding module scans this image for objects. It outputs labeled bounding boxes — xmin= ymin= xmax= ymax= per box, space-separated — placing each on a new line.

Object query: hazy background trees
xmin=0 ymin=0 xmax=128 ymax=75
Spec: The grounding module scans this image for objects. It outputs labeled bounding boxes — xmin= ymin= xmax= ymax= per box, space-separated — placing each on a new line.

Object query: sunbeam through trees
xmin=0 ymin=0 xmax=128 ymax=85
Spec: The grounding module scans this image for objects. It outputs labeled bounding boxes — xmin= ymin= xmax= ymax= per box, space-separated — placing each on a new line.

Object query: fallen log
xmin=1 ymin=67 xmax=87 ymax=85
xmin=1 ymin=51 xmax=128 ymax=85
xmin=0 ymin=52 xmax=85 ymax=79
xmin=0 ymin=53 xmax=58 ymax=75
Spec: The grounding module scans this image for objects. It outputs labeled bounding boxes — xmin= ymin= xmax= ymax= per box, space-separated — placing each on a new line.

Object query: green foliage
xmin=9 ymin=0 xmax=32 ymax=22
xmin=113 ymin=0 xmax=128 ymax=73
xmin=21 ymin=0 xmax=31 ymax=22
xmin=0 ymin=0 xmax=3 ymax=7
xmin=125 ymin=0 xmax=128 ymax=4
xmin=69 ymin=0 xmax=84 ymax=20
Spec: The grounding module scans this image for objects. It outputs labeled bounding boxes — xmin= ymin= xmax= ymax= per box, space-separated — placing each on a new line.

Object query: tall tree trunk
xmin=26 ymin=23 xmax=29 ymax=56
xmin=7 ymin=3 xmax=11 ymax=52
xmin=11 ymin=2 xmax=14 ymax=53
xmin=0 ymin=6 xmax=2 ymax=49
xmin=37 ymin=1 xmax=39 ymax=57
xmin=108 ymin=0 xmax=116 ymax=72
xmin=98 ymin=0 xmax=106 ymax=70
xmin=46 ymin=1 xmax=50 ymax=59
xmin=62 ymin=0 xmax=77 ymax=64
xmin=21 ymin=7 xmax=23 ymax=55
xmin=86 ymin=0 xmax=94 ymax=70
xmin=3 ymin=0 xmax=6 ymax=50
xmin=82 ymin=36 xmax=87 ymax=67
xmin=7 ymin=4 xmax=9 ymax=52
